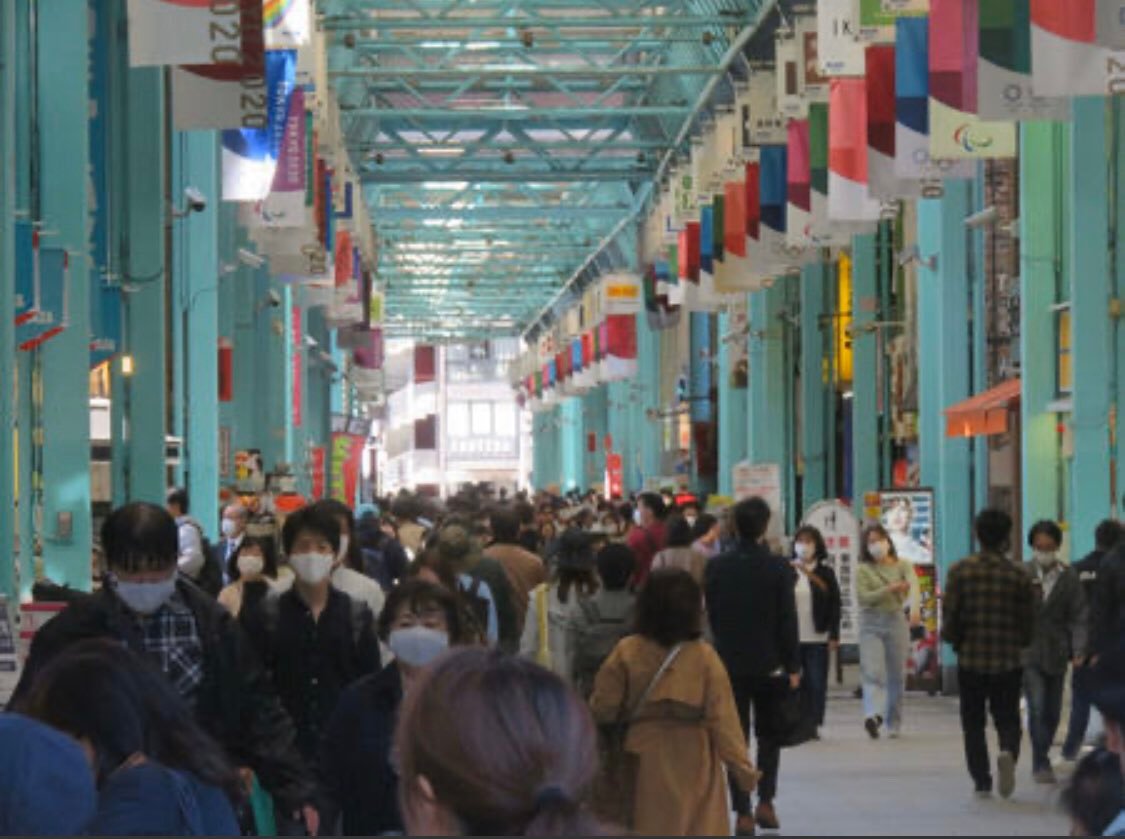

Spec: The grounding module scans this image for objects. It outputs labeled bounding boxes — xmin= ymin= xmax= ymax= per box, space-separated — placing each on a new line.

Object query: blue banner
xmin=221 ymin=50 xmax=297 ymax=201
xmin=700 ymin=205 xmax=714 ymax=274
xmin=760 ymin=145 xmax=788 ymax=234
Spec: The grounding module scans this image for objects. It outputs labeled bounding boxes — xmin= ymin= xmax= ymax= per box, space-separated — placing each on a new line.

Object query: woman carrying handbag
xmin=590 ymin=570 xmax=760 ymax=836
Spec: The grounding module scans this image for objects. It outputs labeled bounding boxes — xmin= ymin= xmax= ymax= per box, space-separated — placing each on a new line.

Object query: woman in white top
xmin=519 ymin=528 xmax=598 ymax=684
xmin=790 ymin=526 xmax=843 ymax=734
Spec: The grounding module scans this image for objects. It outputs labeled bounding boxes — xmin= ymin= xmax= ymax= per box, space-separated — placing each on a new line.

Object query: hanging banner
xmin=330 ymin=432 xmax=366 ymax=504
xmin=254 ymin=87 xmax=307 ymax=227
xmin=819 ymin=0 xmax=866 ymax=76
xmin=171 ymin=0 xmax=265 ymax=130
xmin=1098 ymin=0 xmax=1125 ymax=48
xmin=978 ymin=0 xmax=1070 ymax=120
xmin=310 ymin=446 xmax=326 ymax=500
xmin=1030 ymin=0 xmax=1125 ymax=97
xmin=777 ymin=35 xmax=805 ymax=118
xmin=859 ymin=0 xmax=928 ymax=43
xmin=808 ymin=104 xmax=853 ymax=246
xmin=265 ymin=0 xmax=311 ymax=49
xmin=601 ymin=272 xmax=643 ymax=315
xmin=760 ymin=145 xmax=797 ymax=270
xmin=867 ymin=44 xmax=920 ymax=199
xmin=127 ymin=0 xmax=244 ymax=66
xmin=802 ymin=500 xmax=862 ymax=645
xmin=787 ymin=119 xmax=813 ymax=248
xmin=743 ymin=71 xmax=788 ymax=148
xmin=929 ymin=0 xmax=1018 ymax=160
xmin=221 ymin=50 xmax=297 ymax=202
xmin=828 ymin=78 xmax=883 ymax=223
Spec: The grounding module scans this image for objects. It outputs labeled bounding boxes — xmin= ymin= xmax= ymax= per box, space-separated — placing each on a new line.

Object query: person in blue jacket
xmin=18 ymin=638 xmax=242 ymax=836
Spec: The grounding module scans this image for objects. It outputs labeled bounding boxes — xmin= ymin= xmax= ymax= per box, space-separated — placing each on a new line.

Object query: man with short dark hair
xmin=13 ymin=502 xmax=318 ymax=832
xmin=704 ymin=496 xmax=799 ymax=834
xmin=166 ymin=487 xmax=205 ymax=583
xmin=943 ymin=509 xmax=1036 ymax=799
xmin=1064 ymin=519 xmax=1123 ymax=760
xmin=483 ymin=506 xmax=546 ymax=635
xmin=1092 ymin=505 xmax=1125 ymax=659
xmin=215 ymin=501 xmax=249 ymax=585
xmin=627 ymin=491 xmax=668 ymax=586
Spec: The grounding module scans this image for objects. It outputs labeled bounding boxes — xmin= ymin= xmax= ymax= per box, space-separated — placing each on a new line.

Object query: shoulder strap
xmin=628 ymin=643 xmax=683 ymax=722
xmin=536 ymin=584 xmax=551 ymax=667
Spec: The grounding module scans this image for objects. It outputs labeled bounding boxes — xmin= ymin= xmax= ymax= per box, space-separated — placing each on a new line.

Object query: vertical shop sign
xmin=802 ymin=501 xmax=861 ymax=644
xmin=330 ymin=433 xmax=365 ymax=504
xmin=310 ymin=446 xmax=326 ymax=499
xmin=291 ymin=305 xmax=302 ymax=428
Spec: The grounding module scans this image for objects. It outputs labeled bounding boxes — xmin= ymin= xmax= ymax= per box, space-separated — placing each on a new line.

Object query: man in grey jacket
xmin=1023 ymin=520 xmax=1088 ymax=785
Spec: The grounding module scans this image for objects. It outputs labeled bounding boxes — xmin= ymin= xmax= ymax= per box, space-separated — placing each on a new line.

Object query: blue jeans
xmin=1024 ymin=666 xmax=1065 ymax=772
xmin=859 ymin=610 xmax=909 ymax=732
xmin=1062 ymin=667 xmax=1092 ymax=759
xmin=800 ymin=643 xmax=830 ymax=727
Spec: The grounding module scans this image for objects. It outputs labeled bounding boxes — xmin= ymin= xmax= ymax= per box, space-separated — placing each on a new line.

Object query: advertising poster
xmin=802 ymin=501 xmax=862 ymax=644
xmin=234 ymin=449 xmax=266 ymax=493
xmin=330 ymin=432 xmax=365 ymax=504
xmin=907 ymin=562 xmax=942 ymax=693
xmin=877 ymin=487 xmax=935 ymax=565
xmin=733 ymin=461 xmax=785 ymax=546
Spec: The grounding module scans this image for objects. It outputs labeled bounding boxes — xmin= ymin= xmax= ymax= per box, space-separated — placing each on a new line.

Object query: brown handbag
xmin=592 ymin=644 xmax=683 ymax=830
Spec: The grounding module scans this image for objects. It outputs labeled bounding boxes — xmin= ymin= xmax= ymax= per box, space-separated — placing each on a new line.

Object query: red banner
xmin=330 ymin=432 xmax=365 ymax=504
xmin=310 ymin=446 xmax=326 ymax=499
xmin=605 ymin=453 xmax=624 ymax=500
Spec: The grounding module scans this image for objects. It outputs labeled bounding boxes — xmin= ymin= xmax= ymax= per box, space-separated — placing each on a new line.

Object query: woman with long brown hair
xmin=395 ymin=647 xmax=607 ymax=836
xmin=857 ymin=523 xmax=921 ymax=739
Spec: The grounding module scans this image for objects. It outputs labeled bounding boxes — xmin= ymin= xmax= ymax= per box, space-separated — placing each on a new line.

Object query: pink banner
xmin=929 ymin=0 xmax=978 ymax=112
xmin=291 ymin=305 xmax=302 ymax=428
xmin=787 ymin=119 xmax=811 ymax=213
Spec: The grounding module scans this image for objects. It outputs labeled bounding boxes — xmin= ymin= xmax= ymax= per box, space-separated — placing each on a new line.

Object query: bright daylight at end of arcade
xmin=2 ymin=0 xmax=1125 ymax=836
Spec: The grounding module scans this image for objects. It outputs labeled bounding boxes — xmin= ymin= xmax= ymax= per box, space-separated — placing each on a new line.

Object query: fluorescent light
xmin=418 ymin=147 xmax=466 ymax=158
xmin=466 ymin=41 xmax=502 ymax=51
xmin=421 ymin=181 xmax=470 ymax=190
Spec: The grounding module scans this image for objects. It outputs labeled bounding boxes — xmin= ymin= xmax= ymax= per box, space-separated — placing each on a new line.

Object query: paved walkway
xmin=768 ymin=687 xmax=1071 ymax=836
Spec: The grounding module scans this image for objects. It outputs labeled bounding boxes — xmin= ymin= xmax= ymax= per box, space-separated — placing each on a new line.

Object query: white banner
xmin=265 ymin=0 xmax=311 ymax=49
xmin=818 ymin=0 xmax=865 ymax=76
xmin=600 ymin=272 xmax=643 ymax=315
xmin=171 ymin=65 xmax=269 ymax=130
xmin=127 ymin=0 xmax=244 ymax=67
xmin=802 ymin=501 xmax=862 ymax=645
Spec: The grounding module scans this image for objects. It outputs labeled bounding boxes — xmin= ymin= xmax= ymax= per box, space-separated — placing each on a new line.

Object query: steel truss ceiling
xmin=323 ymin=0 xmax=776 ymax=340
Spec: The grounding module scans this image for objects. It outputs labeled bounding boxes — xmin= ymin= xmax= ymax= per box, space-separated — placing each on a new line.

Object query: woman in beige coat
xmin=590 ymin=569 xmax=759 ymax=836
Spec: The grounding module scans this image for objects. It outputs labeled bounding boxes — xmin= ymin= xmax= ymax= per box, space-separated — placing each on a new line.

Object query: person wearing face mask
xmin=251 ymin=504 xmax=382 ymax=775
xmin=305 ymin=499 xmax=386 ymax=623
xmin=627 ymin=492 xmax=668 ymax=587
xmin=856 ymin=524 xmax=920 ymax=740
xmin=790 ymin=526 xmax=842 ymax=735
xmin=10 ymin=502 xmax=319 ymax=834
xmin=1022 ymin=519 xmax=1088 ymax=785
xmin=320 ymin=580 xmax=473 ymax=836
xmin=218 ymin=535 xmax=279 ymax=618
xmin=215 ymin=502 xmax=249 ymax=586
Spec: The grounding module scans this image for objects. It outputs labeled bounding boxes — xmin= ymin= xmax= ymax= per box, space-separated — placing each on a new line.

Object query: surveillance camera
xmin=267 ymin=289 xmax=282 ymax=308
xmin=964 ymin=205 xmax=999 ymax=229
xmin=183 ymin=187 xmax=207 ymax=213
xmin=237 ymin=248 xmax=266 ymax=269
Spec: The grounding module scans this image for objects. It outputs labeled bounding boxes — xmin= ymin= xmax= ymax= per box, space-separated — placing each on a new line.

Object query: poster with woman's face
xmin=879 ymin=489 xmax=934 ymax=565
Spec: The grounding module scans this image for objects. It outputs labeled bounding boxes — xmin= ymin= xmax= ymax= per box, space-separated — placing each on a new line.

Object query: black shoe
xmin=865 ymin=717 xmax=881 ymax=739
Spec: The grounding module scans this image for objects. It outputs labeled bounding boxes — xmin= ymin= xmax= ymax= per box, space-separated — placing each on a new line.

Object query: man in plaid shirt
xmin=943 ymin=509 xmax=1036 ymax=800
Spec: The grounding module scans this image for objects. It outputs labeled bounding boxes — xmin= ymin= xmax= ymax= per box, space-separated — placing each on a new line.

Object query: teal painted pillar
xmin=605 ymin=381 xmax=632 ymax=493
xmin=122 ymin=67 xmax=167 ymax=504
xmin=688 ymin=312 xmax=716 ymax=494
xmin=38 ymin=1 xmax=92 ymax=588
xmin=0 ymin=0 xmax=18 ymax=597
xmin=1020 ymin=123 xmax=1065 ymax=531
xmin=176 ymin=131 xmax=221 ymax=536
xmin=256 ymin=267 xmax=286 ymax=472
xmin=917 ymin=185 xmax=973 ymax=566
xmin=716 ymin=309 xmax=749 ymax=496
xmin=748 ymin=284 xmax=792 ymax=527
xmin=637 ymin=313 xmax=662 ymax=484
xmin=283 ymin=285 xmax=296 ymax=467
xmin=1116 ymin=100 xmax=1125 ymax=520
xmin=968 ymin=170 xmax=991 ymax=514
xmin=582 ymin=387 xmax=608 ymax=490
xmin=1068 ymin=97 xmax=1114 ymax=557
xmin=559 ymin=397 xmax=583 ymax=491
xmin=850 ymin=234 xmax=879 ymax=505
xmin=800 ymin=262 xmax=830 ymax=511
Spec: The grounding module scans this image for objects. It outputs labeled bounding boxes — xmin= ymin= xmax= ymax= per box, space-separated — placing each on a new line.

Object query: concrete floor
xmin=766 ymin=687 xmax=1073 ymax=836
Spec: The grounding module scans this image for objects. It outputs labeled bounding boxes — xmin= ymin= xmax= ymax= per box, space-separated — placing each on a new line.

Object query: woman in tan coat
xmin=590 ymin=569 xmax=759 ymax=836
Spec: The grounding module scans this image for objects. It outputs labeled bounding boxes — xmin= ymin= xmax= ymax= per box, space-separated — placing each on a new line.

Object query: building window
xmin=471 ymin=402 xmax=492 ymax=435
xmin=494 ymin=403 xmax=516 ymax=437
xmin=448 ymin=402 xmax=469 ymax=437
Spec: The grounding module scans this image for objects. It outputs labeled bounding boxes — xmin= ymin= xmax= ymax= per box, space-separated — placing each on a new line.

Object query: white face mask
xmin=685 ymin=515 xmax=697 ymax=528
xmin=633 ymin=508 xmax=644 ymax=527
xmin=1033 ymin=550 xmax=1057 ymax=569
xmin=868 ymin=540 xmax=890 ymax=561
xmin=221 ymin=518 xmax=239 ymax=540
xmin=337 ymin=535 xmax=350 ymax=564
xmin=794 ymin=543 xmax=815 ymax=562
xmin=290 ymin=552 xmax=334 ymax=585
xmin=388 ymin=625 xmax=449 ymax=668
xmin=114 ymin=573 xmax=177 ymax=615
xmin=237 ymin=553 xmax=265 ymax=579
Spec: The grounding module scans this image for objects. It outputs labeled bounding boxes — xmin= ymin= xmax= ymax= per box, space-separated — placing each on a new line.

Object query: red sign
xmin=605 ymin=453 xmax=624 ymax=500
xmin=310 ymin=446 xmax=326 ymax=499
xmin=292 ymin=305 xmax=302 ymax=428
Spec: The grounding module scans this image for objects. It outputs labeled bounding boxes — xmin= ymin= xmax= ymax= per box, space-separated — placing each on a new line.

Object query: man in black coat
xmin=705 ymin=497 xmax=800 ymax=835
xmin=11 ymin=502 xmax=319 ymax=833
xmin=1093 ymin=508 xmax=1125 ymax=659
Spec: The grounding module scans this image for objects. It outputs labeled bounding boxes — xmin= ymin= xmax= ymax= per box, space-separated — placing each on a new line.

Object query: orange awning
xmin=944 ymin=378 xmax=1021 ymax=438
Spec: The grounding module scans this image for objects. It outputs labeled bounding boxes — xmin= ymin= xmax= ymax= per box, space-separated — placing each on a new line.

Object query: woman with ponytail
xmin=395 ymin=647 xmax=609 ymax=836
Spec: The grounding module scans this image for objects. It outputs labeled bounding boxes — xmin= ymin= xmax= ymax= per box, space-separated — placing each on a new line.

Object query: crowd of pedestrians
xmin=3 ymin=483 xmax=1125 ymax=836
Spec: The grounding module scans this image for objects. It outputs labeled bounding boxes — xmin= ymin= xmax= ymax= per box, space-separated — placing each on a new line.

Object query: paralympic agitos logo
xmin=952 ymin=124 xmax=995 ymax=154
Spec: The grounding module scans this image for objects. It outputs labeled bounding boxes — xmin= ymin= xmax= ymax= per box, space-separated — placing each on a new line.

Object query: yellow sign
xmin=605 ymin=284 xmax=639 ymax=300
xmin=834 ymin=252 xmax=854 ymax=386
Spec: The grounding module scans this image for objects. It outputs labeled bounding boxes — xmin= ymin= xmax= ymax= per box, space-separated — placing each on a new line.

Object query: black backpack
xmin=572 ymin=598 xmax=632 ymax=697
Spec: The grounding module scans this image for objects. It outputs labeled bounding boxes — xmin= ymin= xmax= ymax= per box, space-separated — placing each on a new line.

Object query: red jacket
xmin=627 ymin=522 xmax=667 ymax=586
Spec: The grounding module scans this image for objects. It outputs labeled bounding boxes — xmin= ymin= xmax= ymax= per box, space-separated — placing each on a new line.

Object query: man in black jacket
xmin=705 ymin=497 xmax=800 ymax=835
xmin=1093 ymin=508 xmax=1125 ymax=658
xmin=11 ymin=502 xmax=319 ymax=833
